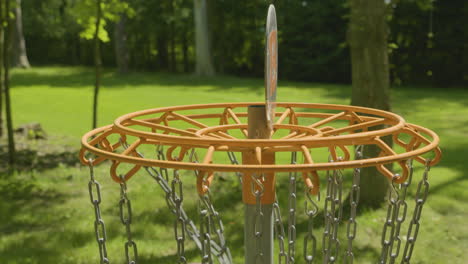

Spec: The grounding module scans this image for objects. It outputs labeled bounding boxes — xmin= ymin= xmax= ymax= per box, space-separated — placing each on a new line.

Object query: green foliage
xmin=72 ymin=0 xmax=134 ymax=42
xmin=20 ymin=0 xmax=468 ymax=85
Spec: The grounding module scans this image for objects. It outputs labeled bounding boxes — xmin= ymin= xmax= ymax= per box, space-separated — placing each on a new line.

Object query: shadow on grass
xmin=10 ymin=67 xmax=264 ymax=92
xmin=0 ymin=146 xmax=80 ymax=174
xmin=426 ymin=142 xmax=468 ymax=196
xmin=0 ymin=177 xmax=92 ymax=262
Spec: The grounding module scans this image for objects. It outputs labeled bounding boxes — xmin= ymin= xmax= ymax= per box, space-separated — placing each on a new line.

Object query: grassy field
xmin=1 ymin=66 xmax=467 ymax=263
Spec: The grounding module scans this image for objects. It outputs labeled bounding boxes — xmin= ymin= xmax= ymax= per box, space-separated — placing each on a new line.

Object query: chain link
xmin=251 ymin=172 xmax=265 ymax=263
xmin=171 ymin=169 xmax=187 ymax=264
xmin=199 ymin=199 xmax=213 ymax=264
xmin=388 ymin=160 xmax=413 ymax=264
xmin=200 ymin=192 xmax=231 ymax=260
xmin=87 ymin=160 xmax=111 ymax=264
xmin=133 ymin=145 xmax=231 ymax=263
xmin=344 ymin=146 xmax=363 ymax=264
xmin=273 ymin=197 xmax=288 ymax=264
xmin=195 ymin=149 xmax=232 ymax=263
xmin=380 ymin=177 xmax=398 ymax=264
xmin=288 ymin=152 xmax=298 ymax=264
xmin=227 ymin=151 xmax=243 ymax=184
xmin=400 ymin=160 xmax=431 ymax=264
xmin=119 ymin=176 xmax=138 ymax=264
xmin=157 ymin=145 xmax=170 ymax=182
xmin=304 ymin=190 xmax=319 ymax=264
xmin=322 ymin=167 xmax=344 ymax=264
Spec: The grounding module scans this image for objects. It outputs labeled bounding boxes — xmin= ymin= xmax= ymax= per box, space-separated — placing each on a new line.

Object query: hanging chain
xmin=251 ymin=172 xmax=265 ymax=263
xmin=387 ymin=160 xmax=413 ymax=264
xmin=120 ymin=141 xmax=230 ymax=263
xmin=304 ymin=188 xmax=319 ymax=263
xmin=400 ymin=159 xmax=431 ymax=264
xmin=322 ymin=165 xmax=344 ymax=264
xmin=87 ymin=160 xmax=111 ymax=264
xmin=288 ymin=152 xmax=298 ymax=264
xmin=199 ymin=199 xmax=213 ymax=264
xmin=172 ymin=169 xmax=187 ymax=263
xmin=273 ymin=197 xmax=288 ymax=264
xmin=157 ymin=145 xmax=170 ymax=182
xmin=380 ymin=176 xmax=399 ymax=264
xmin=200 ymin=192 xmax=231 ymax=261
xmin=344 ymin=146 xmax=363 ymax=264
xmin=227 ymin=151 xmax=243 ymax=184
xmin=119 ymin=176 xmax=138 ymax=264
xmin=195 ymin=149 xmax=232 ymax=263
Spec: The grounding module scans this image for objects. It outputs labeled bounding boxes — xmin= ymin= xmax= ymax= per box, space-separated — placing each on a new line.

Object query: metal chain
xmin=251 ymin=172 xmax=265 ymax=263
xmin=400 ymin=160 xmax=431 ymax=264
xmin=304 ymin=189 xmax=319 ymax=263
xmin=273 ymin=197 xmax=288 ymax=264
xmin=322 ymin=167 xmax=344 ymax=264
xmin=379 ymin=176 xmax=398 ymax=264
xmin=172 ymin=169 xmax=187 ymax=264
xmin=87 ymin=160 xmax=111 ymax=264
xmin=227 ymin=151 xmax=243 ymax=184
xmin=200 ymin=192 xmax=232 ymax=260
xmin=387 ymin=160 xmax=413 ymax=264
xmin=195 ymin=150 xmax=232 ymax=262
xmin=288 ymin=152 xmax=298 ymax=264
xmin=157 ymin=145 xmax=170 ymax=182
xmin=199 ymin=199 xmax=213 ymax=264
xmin=119 ymin=176 xmax=138 ymax=264
xmin=330 ymin=169 xmax=343 ymax=263
xmin=121 ymin=141 xmax=231 ymax=263
xmin=136 ymin=145 xmax=231 ymax=263
xmin=344 ymin=146 xmax=363 ymax=264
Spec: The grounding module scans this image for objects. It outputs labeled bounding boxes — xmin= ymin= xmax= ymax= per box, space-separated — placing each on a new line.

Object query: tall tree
xmin=349 ymin=0 xmax=390 ymax=208
xmin=0 ymin=0 xmax=4 ymax=137
xmin=193 ymin=0 xmax=214 ymax=76
xmin=92 ymin=0 xmax=102 ymax=129
xmin=4 ymin=0 xmax=16 ymax=167
xmin=12 ymin=0 xmax=30 ymax=68
xmin=114 ymin=1 xmax=129 ymax=74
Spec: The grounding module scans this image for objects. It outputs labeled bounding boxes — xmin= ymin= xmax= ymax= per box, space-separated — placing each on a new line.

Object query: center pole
xmin=243 ymin=105 xmax=275 ymax=264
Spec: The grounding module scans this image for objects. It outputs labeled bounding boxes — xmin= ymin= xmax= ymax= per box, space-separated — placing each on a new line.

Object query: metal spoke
xmin=308 ymin=111 xmax=347 ymax=129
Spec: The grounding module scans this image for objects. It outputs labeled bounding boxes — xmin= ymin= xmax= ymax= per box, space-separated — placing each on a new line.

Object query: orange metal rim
xmin=112 ymin=102 xmax=406 ymax=147
xmin=80 ymin=102 xmax=441 ymax=175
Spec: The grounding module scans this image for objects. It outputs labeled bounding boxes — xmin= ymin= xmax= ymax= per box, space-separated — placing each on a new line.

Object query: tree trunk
xmin=114 ymin=11 xmax=129 ymax=74
xmin=92 ymin=0 xmax=102 ymax=129
xmin=193 ymin=0 xmax=215 ymax=76
xmin=156 ymin=33 xmax=169 ymax=70
xmin=12 ymin=0 xmax=29 ymax=68
xmin=349 ymin=0 xmax=390 ymax=208
xmin=0 ymin=0 xmax=4 ymax=137
xmin=182 ymin=25 xmax=189 ymax=73
xmin=169 ymin=0 xmax=176 ymax=72
xmin=4 ymin=0 xmax=16 ymax=168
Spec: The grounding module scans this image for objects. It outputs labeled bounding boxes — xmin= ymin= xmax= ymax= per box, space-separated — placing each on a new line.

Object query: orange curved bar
xmin=112 ymin=103 xmax=405 ymax=148
xmin=80 ymin=103 xmax=440 ymax=176
xmin=196 ymin=145 xmax=216 ymax=195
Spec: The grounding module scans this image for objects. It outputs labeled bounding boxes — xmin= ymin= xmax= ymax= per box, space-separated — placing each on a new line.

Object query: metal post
xmin=243 ymin=105 xmax=274 ymax=264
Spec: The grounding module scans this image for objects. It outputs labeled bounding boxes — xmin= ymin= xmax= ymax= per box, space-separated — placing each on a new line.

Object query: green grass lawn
xmin=1 ymin=66 xmax=467 ymax=263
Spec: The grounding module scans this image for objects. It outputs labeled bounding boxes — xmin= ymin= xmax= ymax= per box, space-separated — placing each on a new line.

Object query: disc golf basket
xmin=79 ymin=5 xmax=441 ymax=264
